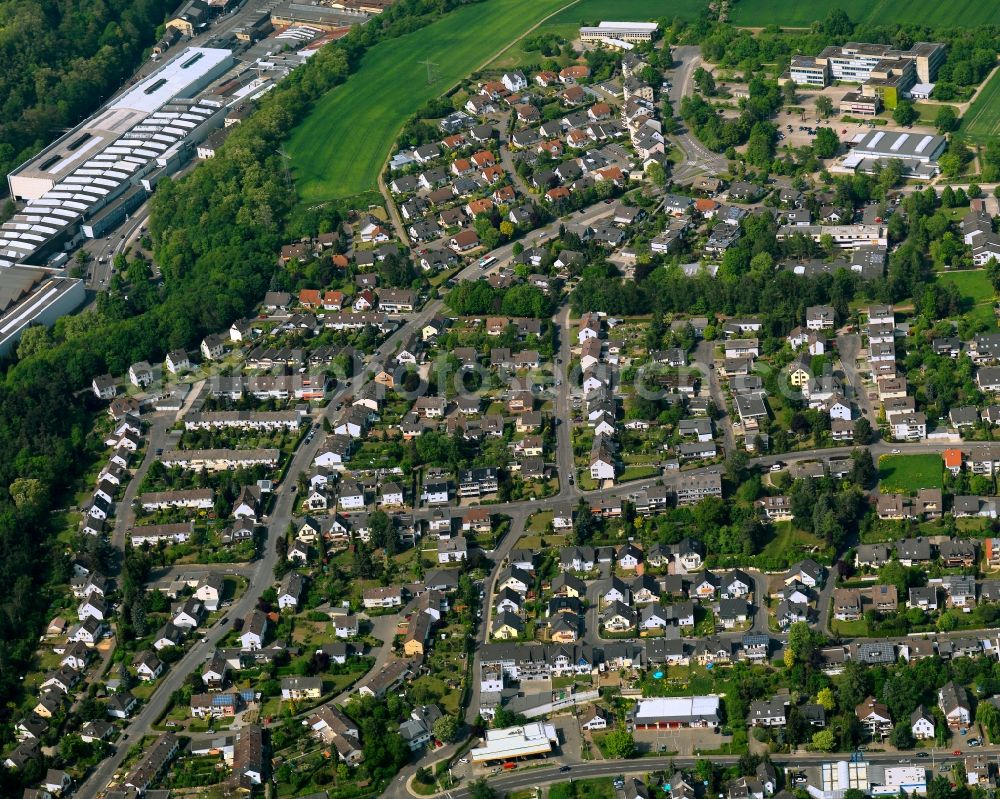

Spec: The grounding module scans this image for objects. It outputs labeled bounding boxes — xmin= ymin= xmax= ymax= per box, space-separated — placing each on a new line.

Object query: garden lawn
xmin=760 ymin=521 xmax=823 ymax=560
xmin=913 ymin=102 xmax=957 ymax=126
xmin=831 ymin=618 xmax=869 ymax=637
xmin=962 ymin=67 xmax=1000 ymax=144
xmin=937 ymin=269 xmax=995 ymax=304
xmin=729 ymin=0 xmax=1000 ymax=27
xmin=288 ymin=0 xmax=568 ymax=202
xmin=878 ymin=453 xmax=944 ymax=494
xmin=620 ymin=465 xmax=661 ymax=481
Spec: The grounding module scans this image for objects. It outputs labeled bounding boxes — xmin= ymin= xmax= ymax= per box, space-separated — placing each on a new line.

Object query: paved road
xmin=695 ymin=339 xmax=733 ymax=454
xmin=418 ymin=195 xmax=615 ymax=268
xmin=110 ymin=416 xmax=174 ymax=550
xmin=72 ymin=181 xmax=973 ymax=796
xmin=329 ymin=613 xmax=401 ymax=703
xmin=467 ymin=509 xmax=530 ymax=721
xmin=499 ymin=120 xmax=535 ymax=199
xmin=554 ymin=305 xmax=577 ymax=494
xmin=667 ymin=46 xmax=730 ymax=183
xmin=813 ymin=563 xmax=839 ymax=637
xmin=446 ymin=747 xmax=990 ymax=799
xmin=379 ymin=170 xmax=411 ymax=245
xmin=76 ymin=214 xmax=551 ymax=796
xmin=76 ymin=382 xmax=350 ymax=797
xmin=836 ymin=333 xmax=878 ymax=422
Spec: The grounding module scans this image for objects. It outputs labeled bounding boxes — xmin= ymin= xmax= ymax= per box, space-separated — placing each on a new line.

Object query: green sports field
xmin=961 ymin=68 xmax=1000 ymax=144
xmin=729 ymin=0 xmax=1000 ymax=27
xmin=287 ymin=0 xmax=568 ymax=202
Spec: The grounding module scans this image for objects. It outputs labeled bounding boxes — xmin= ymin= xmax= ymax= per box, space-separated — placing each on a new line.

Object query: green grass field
xmin=287 ymin=0 xmax=568 ymax=202
xmin=760 ymin=521 xmax=823 ymax=559
xmin=545 ymin=0 xmax=706 ymax=26
xmin=937 ymin=269 xmax=996 ymax=304
xmin=729 ymin=0 xmax=1000 ymax=27
xmin=937 ymin=269 xmax=998 ymax=330
xmin=878 ymin=454 xmax=944 ymax=494
xmin=913 ymin=102 xmax=957 ymax=126
xmin=961 ymin=68 xmax=1000 ymax=144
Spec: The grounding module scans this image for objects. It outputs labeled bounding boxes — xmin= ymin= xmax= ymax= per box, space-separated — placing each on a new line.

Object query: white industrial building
xmin=869 ymin=766 xmax=927 ymax=795
xmin=580 ymin=21 xmax=658 ymax=45
xmin=469 ymin=722 xmax=558 ymax=763
xmin=806 ymin=761 xmax=926 ymax=799
xmin=629 ymin=696 xmax=721 ymax=729
xmin=0 ymin=47 xmax=234 ymax=269
xmin=0 ymin=273 xmax=85 ymax=357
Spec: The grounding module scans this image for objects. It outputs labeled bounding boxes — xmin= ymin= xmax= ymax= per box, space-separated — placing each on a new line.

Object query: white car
xmin=458 ymin=758 xmax=469 ymax=764
xmin=891 ymin=448 xmax=900 ymax=454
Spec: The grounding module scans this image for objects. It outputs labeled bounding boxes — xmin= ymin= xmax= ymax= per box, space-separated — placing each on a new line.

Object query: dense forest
xmin=0 ymin=0 xmax=483 ymax=761
xmin=0 ymin=0 xmax=173 ymax=176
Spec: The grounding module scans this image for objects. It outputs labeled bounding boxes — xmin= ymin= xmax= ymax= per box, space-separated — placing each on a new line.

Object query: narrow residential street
xmin=837 ymin=332 xmax=878 ymax=422
xmin=110 ymin=415 xmax=173 ymax=551
xmin=696 ymin=338 xmax=735 ymax=454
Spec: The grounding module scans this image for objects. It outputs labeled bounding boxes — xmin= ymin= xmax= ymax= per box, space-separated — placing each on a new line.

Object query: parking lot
xmin=632 ymin=726 xmax=731 ymax=756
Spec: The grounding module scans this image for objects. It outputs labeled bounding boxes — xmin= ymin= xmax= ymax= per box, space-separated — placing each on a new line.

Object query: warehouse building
xmin=629 ymin=696 xmax=721 ymax=729
xmin=0 ymin=47 xmax=234 ymax=269
xmin=9 ymin=47 xmax=233 ymax=201
xmin=0 ymin=273 xmax=85 ymax=357
xmin=270 ymin=2 xmax=368 ymax=31
xmin=470 ymin=722 xmax=559 ymax=764
xmin=837 ymin=129 xmax=946 ymax=179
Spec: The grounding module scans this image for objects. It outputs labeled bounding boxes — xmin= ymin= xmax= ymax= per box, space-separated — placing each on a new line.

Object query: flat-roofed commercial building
xmin=9 ymin=47 xmax=233 ymax=202
xmin=777 ymin=224 xmax=888 ymax=250
xmin=0 ymin=47 xmax=233 ymax=271
xmin=837 ymin=129 xmax=947 ymax=179
xmin=270 ymin=2 xmax=368 ymax=30
xmin=470 ymin=722 xmax=558 ymax=763
xmin=629 ymin=696 xmax=721 ymax=729
xmin=580 ymin=21 xmax=658 ymax=44
xmin=0 ymin=274 xmax=85 ymax=357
